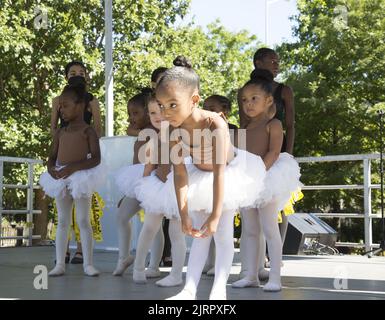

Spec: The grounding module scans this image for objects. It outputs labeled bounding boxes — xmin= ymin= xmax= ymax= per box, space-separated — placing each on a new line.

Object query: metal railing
xmin=0 ymin=156 xmax=43 ymax=246
xmin=296 ymin=153 xmax=381 ymax=252
xmin=0 ymin=153 xmax=382 ymax=251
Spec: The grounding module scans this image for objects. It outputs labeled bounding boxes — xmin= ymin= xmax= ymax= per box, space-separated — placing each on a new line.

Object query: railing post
xmin=363 ymin=159 xmax=373 ymax=253
xmin=26 ymin=163 xmax=34 ymax=246
xmin=0 ymin=160 xmax=3 ymax=246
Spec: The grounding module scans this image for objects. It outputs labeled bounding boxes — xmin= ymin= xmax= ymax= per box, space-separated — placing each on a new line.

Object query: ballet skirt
xmin=135 ymin=169 xmax=180 ymax=220
xmin=162 ymin=148 xmax=266 ymax=215
xmin=39 ymin=159 xmax=106 ymax=199
xmin=256 ymin=152 xmax=303 ymax=211
xmin=114 ymin=163 xmax=144 ymax=198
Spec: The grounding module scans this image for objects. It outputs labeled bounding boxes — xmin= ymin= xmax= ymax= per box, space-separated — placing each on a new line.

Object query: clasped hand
xmin=181 ymin=215 xmax=219 ymax=238
xmin=48 ymin=165 xmax=75 ymax=180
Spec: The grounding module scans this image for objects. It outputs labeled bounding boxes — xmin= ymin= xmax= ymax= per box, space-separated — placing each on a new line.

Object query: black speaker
xmin=283 ymin=213 xmax=338 ymax=255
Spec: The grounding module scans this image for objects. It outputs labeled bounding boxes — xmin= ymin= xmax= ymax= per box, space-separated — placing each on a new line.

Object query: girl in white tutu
xmin=39 ymin=84 xmax=104 ymax=277
xmin=113 ymin=88 xmax=165 ymax=277
xmin=232 ymin=69 xmax=302 ymax=292
xmin=157 ymin=56 xmax=266 ymax=300
xmin=133 ymin=92 xmax=187 ymax=287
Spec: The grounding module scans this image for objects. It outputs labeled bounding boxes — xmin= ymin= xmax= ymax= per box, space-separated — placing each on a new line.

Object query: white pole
xmin=265 ymin=0 xmax=268 ymax=45
xmin=265 ymin=0 xmax=287 ymax=46
xmin=105 ymin=0 xmax=114 ymax=137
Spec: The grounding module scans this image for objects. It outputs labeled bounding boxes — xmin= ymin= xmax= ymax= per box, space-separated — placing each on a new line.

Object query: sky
xmin=177 ymin=0 xmax=299 ymax=47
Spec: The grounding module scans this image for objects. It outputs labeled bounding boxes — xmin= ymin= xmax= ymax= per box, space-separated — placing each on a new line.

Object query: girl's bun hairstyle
xmin=250 ymin=68 xmax=274 ymax=83
xmin=173 ymin=56 xmax=192 ymax=69
xmin=140 ymin=87 xmax=154 ymax=95
xmin=157 ymin=55 xmax=199 ymax=93
xmin=244 ymin=68 xmax=274 ymax=95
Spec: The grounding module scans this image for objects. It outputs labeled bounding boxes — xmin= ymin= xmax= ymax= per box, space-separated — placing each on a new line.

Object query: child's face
xmin=203 ymin=98 xmax=227 ymax=116
xmin=156 ymin=82 xmax=199 ymax=127
xmin=128 ymin=102 xmax=148 ymax=129
xmin=241 ymin=84 xmax=273 ymax=119
xmin=59 ymin=95 xmax=83 ymax=122
xmin=254 ymin=53 xmax=279 ymax=78
xmin=148 ymin=99 xmax=164 ymax=130
xmin=66 ymin=65 xmax=86 ymax=80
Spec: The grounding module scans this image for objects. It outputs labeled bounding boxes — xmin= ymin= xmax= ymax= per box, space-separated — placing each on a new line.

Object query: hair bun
xmin=250 ymin=68 xmax=274 ymax=82
xmin=140 ymin=87 xmax=153 ymax=95
xmin=173 ymin=56 xmax=192 ymax=69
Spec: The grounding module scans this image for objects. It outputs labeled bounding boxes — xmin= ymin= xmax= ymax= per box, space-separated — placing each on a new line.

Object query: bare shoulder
xmin=282 ymin=85 xmax=294 ymax=98
xmin=268 ymin=118 xmax=283 ymax=132
xmin=90 ymin=97 xmax=100 ymax=109
xmin=203 ymin=110 xmax=228 ymax=130
xmin=84 ymin=125 xmax=98 ymax=138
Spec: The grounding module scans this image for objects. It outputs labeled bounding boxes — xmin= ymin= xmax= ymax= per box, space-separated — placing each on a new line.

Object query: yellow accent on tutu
xmin=52 ymin=192 xmax=105 ymax=242
xmin=278 ymin=189 xmax=304 ymax=223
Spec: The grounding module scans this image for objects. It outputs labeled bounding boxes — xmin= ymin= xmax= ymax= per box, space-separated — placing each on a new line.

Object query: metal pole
xmin=379 ymin=111 xmax=384 ymax=247
xmin=27 ymin=163 xmax=34 ymax=246
xmin=363 ymin=159 xmax=373 ymax=253
xmin=105 ymin=0 xmax=114 ymax=137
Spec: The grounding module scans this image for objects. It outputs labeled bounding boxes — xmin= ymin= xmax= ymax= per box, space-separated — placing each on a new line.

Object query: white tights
xmin=183 ymin=210 xmax=234 ymax=300
xmin=238 ymin=202 xmax=282 ymax=291
xmin=115 ymin=196 xmax=164 ymax=274
xmin=239 ymin=211 xmax=266 ymax=278
xmin=134 ymin=214 xmax=186 ymax=286
xmin=50 ymin=191 xmax=98 ymax=276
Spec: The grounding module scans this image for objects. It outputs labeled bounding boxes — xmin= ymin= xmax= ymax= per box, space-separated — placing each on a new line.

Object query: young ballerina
xmin=133 ymin=92 xmax=186 ymax=287
xmin=239 ymin=48 xmax=296 ymax=245
xmin=50 ymin=61 xmax=103 ymax=264
xmin=113 ymin=88 xmax=164 ymax=277
xmin=232 ymin=69 xmax=301 ymax=291
xmin=156 ymin=56 xmax=266 ymax=300
xmin=40 ymin=83 xmax=104 ymax=277
xmin=202 ymin=94 xmax=239 ymax=276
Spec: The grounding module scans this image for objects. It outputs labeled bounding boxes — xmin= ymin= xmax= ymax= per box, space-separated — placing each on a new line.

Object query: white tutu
xmin=39 ymin=162 xmax=106 ymax=199
xmin=257 ymin=152 xmax=302 ymax=211
xmin=114 ymin=163 xmax=144 ymax=198
xmin=163 ymin=148 xmax=266 ymax=214
xmin=135 ymin=170 xmax=179 ymax=220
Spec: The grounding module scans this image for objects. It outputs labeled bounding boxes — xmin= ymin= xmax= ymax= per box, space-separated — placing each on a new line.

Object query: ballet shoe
xmin=48 ymin=264 xmax=65 ymax=277
xmin=166 ymin=289 xmax=196 ymax=300
xmin=231 ymin=277 xmax=260 ymax=288
xmin=156 ymin=275 xmax=183 ymax=287
xmin=113 ymin=255 xmax=135 ymax=276
xmin=263 ymin=281 xmax=282 ymax=292
xmin=145 ymin=268 xmax=162 ymax=278
xmin=209 ymin=290 xmax=226 ymax=300
xmin=133 ymin=269 xmax=147 ymax=284
xmin=84 ymin=265 xmax=100 ymax=277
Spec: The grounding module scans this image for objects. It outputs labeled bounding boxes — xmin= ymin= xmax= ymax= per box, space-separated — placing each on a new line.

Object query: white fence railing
xmin=0 ymin=156 xmax=43 ymax=246
xmin=296 ymin=153 xmax=382 ymax=252
xmin=1 ymin=152 xmax=382 ymax=252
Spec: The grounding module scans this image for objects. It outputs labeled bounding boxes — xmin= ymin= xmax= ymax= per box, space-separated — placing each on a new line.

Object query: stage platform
xmin=0 ymin=246 xmax=384 ymax=300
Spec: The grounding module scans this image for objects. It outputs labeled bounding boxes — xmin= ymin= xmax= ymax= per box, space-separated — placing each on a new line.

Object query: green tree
xmin=0 ymin=1 xmax=259 ymax=243
xmin=0 ymin=0 xmax=190 ymax=242
xmin=277 ymin=0 xmax=385 ymax=243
